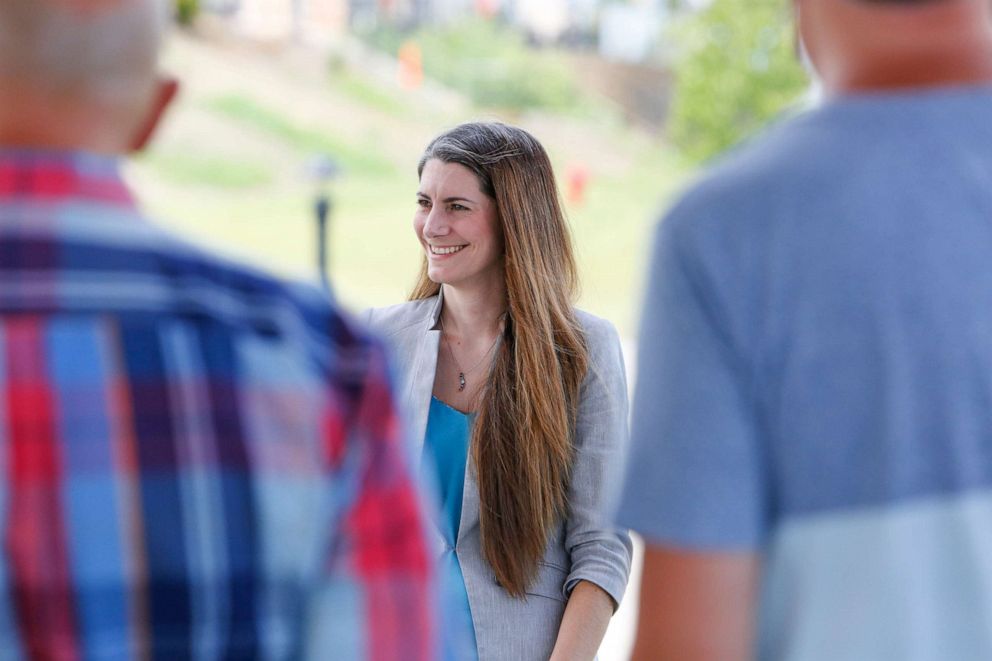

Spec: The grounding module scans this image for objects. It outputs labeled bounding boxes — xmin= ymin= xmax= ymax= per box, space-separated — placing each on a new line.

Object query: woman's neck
xmin=440 ymin=281 xmax=506 ymax=338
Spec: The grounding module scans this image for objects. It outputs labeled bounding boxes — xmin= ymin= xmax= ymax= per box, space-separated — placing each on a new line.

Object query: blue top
xmin=423 ymin=396 xmax=478 ymax=659
xmin=616 ymin=85 xmax=992 ymax=659
xmin=424 ymin=397 xmax=472 ymax=540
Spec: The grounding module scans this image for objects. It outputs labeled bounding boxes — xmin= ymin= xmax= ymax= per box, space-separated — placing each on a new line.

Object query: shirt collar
xmin=0 ymin=148 xmax=136 ymax=209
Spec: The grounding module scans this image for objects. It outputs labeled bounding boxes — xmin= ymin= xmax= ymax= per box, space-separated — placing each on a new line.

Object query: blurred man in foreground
xmin=0 ymin=1 xmax=439 ymax=658
xmin=617 ymin=0 xmax=992 ymax=659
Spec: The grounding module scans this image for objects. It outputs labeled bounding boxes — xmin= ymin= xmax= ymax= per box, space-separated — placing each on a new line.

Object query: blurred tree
xmin=668 ymin=0 xmax=808 ymax=163
xmin=175 ymin=0 xmax=199 ymax=26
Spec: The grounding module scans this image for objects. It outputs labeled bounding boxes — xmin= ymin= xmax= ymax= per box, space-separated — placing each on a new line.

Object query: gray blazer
xmin=366 ymin=294 xmax=633 ymax=661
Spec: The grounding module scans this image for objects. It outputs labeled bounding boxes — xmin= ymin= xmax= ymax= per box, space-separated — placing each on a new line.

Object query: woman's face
xmin=415 ymin=159 xmax=504 ymax=291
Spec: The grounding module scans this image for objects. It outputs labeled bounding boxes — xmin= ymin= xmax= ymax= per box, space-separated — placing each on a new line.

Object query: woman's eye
xmin=417 ymin=199 xmax=431 ymax=209
xmin=451 ymin=204 xmax=467 ymax=211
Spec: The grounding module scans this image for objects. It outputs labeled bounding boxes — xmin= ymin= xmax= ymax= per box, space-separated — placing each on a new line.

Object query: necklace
xmin=440 ymin=319 xmax=500 ymax=392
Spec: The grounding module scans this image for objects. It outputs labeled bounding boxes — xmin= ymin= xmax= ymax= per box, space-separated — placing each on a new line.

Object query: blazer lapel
xmin=394 ymin=291 xmax=480 ymax=551
xmin=457 ymin=453 xmax=480 ymax=547
xmin=404 ymin=293 xmax=443 ymax=456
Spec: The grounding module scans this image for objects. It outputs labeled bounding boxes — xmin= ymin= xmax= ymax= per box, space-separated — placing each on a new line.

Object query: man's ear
xmin=127 ymin=75 xmax=178 ymax=154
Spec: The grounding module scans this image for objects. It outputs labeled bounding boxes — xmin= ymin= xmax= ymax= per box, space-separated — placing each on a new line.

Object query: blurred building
xmin=199 ymin=0 xmax=705 ymax=55
xmin=344 ymin=0 xmax=668 ymax=59
xmin=599 ymin=3 xmax=663 ymax=63
xmin=507 ymin=0 xmax=568 ymax=43
xmin=204 ymin=0 xmax=349 ymax=42
xmin=348 ymin=0 xmax=430 ymax=28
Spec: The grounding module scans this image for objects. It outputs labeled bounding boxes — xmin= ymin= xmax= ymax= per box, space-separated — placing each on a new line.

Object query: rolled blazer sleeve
xmin=562 ymin=313 xmax=633 ymax=610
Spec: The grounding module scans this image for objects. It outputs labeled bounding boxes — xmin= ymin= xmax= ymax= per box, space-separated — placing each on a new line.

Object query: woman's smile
xmin=429 ymin=244 xmax=468 ymax=256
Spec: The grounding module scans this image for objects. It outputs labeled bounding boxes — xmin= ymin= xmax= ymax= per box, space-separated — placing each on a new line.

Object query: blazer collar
xmin=427 ymin=287 xmax=444 ymax=331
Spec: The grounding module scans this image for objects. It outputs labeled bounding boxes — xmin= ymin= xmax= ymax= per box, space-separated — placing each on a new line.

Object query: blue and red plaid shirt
xmin=0 ymin=149 xmax=440 ymax=660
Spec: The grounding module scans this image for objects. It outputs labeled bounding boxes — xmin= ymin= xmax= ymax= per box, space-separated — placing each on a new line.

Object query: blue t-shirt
xmin=617 ymin=85 xmax=992 ymax=660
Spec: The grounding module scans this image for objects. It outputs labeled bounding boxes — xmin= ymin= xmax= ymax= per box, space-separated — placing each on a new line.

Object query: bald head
xmin=796 ymin=0 xmax=992 ymax=94
xmin=0 ymin=0 xmax=174 ymax=154
xmin=0 ymin=0 xmax=166 ymax=102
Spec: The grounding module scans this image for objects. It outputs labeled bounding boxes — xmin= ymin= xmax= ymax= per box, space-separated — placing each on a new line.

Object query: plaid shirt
xmin=0 ymin=149 xmax=439 ymax=660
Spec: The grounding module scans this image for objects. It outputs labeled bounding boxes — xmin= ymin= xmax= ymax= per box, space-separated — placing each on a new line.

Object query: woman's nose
xmin=423 ymin=209 xmax=449 ymax=238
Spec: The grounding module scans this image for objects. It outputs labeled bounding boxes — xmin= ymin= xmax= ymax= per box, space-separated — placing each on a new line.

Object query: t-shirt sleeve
xmin=616 ymin=209 xmax=769 ymax=550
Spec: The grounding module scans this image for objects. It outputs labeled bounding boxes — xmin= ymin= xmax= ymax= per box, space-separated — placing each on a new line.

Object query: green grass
xmin=329 ymin=67 xmax=409 ymax=118
xmin=205 ymin=94 xmax=397 ymax=177
xmin=141 ymin=151 xmax=274 ymax=189
xmin=569 ymin=145 xmax=690 ymax=332
xmin=135 ymin=130 xmax=687 ymax=336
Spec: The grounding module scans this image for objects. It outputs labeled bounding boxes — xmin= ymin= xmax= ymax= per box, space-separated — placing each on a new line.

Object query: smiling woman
xmin=365 ymin=122 xmax=633 ymax=661
xmin=414 ymin=158 xmax=504 ymax=294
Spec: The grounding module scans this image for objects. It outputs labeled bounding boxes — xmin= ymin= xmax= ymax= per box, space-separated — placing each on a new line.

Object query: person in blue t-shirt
xmin=617 ymin=1 xmax=992 ymax=659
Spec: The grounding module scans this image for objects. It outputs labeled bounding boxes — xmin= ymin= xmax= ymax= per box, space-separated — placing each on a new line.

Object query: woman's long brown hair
xmin=410 ymin=122 xmax=588 ymax=597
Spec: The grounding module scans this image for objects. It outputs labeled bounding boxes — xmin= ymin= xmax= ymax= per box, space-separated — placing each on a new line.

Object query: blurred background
xmin=132 ymin=0 xmax=810 ymax=657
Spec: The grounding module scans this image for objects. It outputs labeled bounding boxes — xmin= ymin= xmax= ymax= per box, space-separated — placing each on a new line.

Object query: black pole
xmin=315 ymin=193 xmax=331 ymax=291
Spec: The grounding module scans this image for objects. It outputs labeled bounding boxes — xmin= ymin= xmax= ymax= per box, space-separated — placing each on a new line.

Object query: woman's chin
xmin=426 ymin=268 xmax=452 ymax=286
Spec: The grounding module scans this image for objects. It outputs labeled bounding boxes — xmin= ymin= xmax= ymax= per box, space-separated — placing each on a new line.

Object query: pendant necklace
xmin=440 ymin=319 xmax=500 ymax=392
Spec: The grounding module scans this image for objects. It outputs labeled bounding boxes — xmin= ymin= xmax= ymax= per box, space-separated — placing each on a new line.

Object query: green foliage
xmin=360 ymin=19 xmax=592 ymax=114
xmin=175 ymin=0 xmax=199 ymax=26
xmin=668 ymin=0 xmax=808 ymax=163
xmin=205 ymin=94 xmax=396 ymax=176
